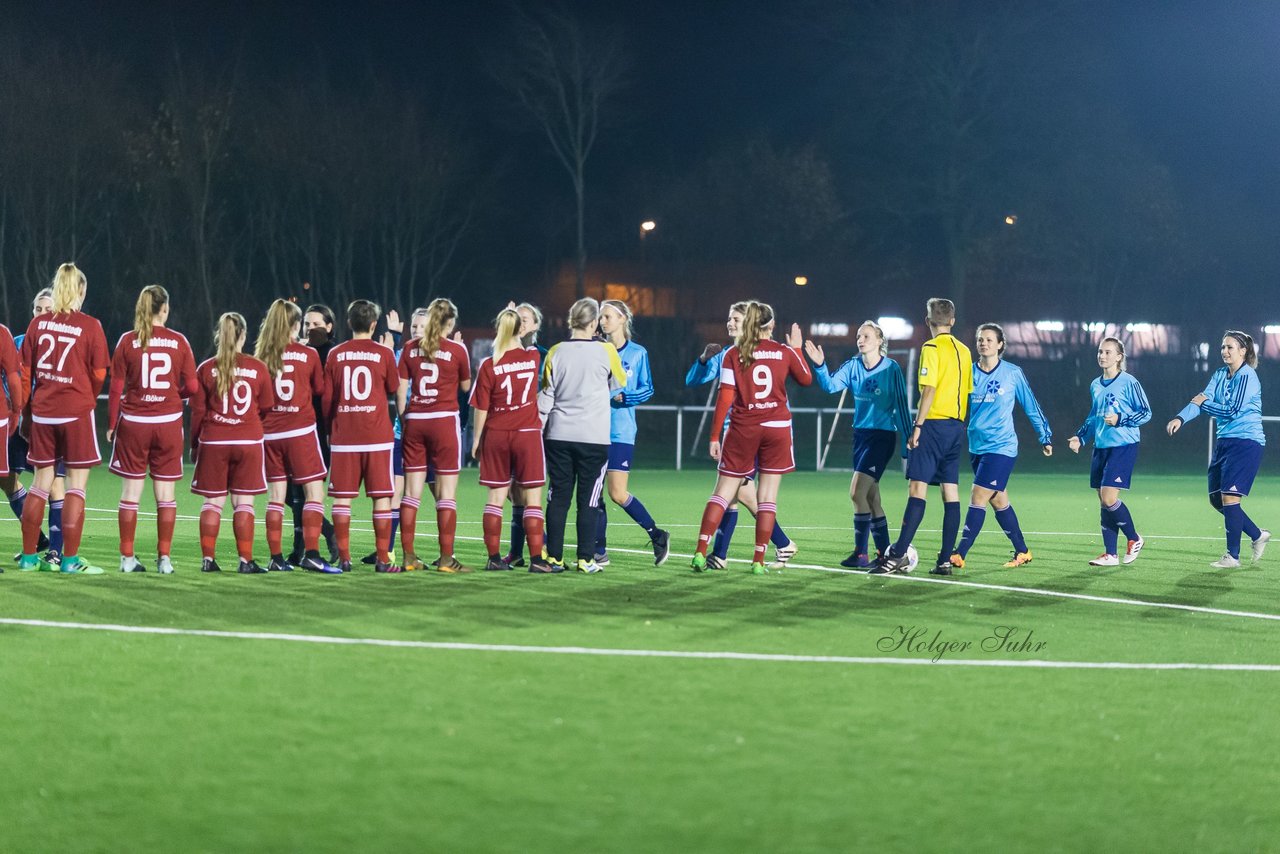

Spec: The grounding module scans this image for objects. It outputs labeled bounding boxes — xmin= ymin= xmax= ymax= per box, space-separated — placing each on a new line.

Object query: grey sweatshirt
xmin=538 ymin=338 xmax=628 ymax=444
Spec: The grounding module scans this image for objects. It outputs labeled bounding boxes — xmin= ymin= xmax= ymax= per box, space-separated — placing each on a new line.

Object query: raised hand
xmin=386 ymin=309 xmax=403 ymax=334
xmin=700 ymin=342 xmax=723 ymax=363
xmin=803 ymin=340 xmax=825 ymax=365
xmin=784 ymin=322 xmax=803 ymax=349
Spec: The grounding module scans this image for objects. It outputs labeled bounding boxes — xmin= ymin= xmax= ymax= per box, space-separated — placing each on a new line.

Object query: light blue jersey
xmin=1175 ymin=363 xmax=1264 ymax=444
xmin=392 ymin=347 xmax=403 ymax=441
xmin=1075 ymin=372 xmax=1151 ymax=448
xmin=686 ymin=348 xmax=731 ymax=434
xmin=968 ymin=360 xmax=1052 ymax=456
xmin=812 ymin=354 xmax=912 ymax=452
xmin=610 ymin=340 xmax=655 ymax=444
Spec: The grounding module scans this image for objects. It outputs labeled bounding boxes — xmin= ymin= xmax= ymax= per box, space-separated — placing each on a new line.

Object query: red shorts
xmin=402 ymin=413 xmax=462 ymax=475
xmin=110 ymin=415 xmax=185 ymax=480
xmin=192 ymin=441 xmax=267 ymax=496
xmin=0 ymin=417 xmax=11 ymax=476
xmin=29 ymin=412 xmax=102 ymax=469
xmin=329 ymin=446 xmax=394 ymax=498
xmin=719 ymin=421 xmax=795 ymax=477
xmin=479 ymin=428 xmax=545 ymax=488
xmin=264 ymin=425 xmax=328 ymax=484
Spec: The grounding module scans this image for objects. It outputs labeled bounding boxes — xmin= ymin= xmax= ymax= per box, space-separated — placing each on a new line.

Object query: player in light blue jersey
xmin=1068 ymin=336 xmax=1150 ymax=566
xmin=1166 ymin=330 xmax=1268 ymax=568
xmin=685 ymin=301 xmax=798 ymax=569
xmin=949 ymin=323 xmax=1052 ymax=571
xmin=594 ymin=299 xmax=670 ymax=566
xmin=804 ymin=320 xmax=912 ymax=567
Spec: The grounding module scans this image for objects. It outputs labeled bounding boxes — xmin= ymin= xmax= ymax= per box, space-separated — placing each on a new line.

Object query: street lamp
xmin=794 ymin=276 xmax=808 ymax=286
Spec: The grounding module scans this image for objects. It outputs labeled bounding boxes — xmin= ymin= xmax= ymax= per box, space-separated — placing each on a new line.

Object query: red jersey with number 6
xmin=324 ymin=339 xmax=399 ymax=445
xmin=20 ymin=310 xmax=110 ymax=418
xmin=191 ymin=354 xmax=277 ymax=443
xmin=263 ymin=342 xmax=325 ymax=434
xmin=109 ymin=328 xmax=198 ymax=423
xmin=399 ymin=337 xmax=471 ymax=415
xmin=712 ymin=340 xmax=812 ymax=438
xmin=469 ymin=347 xmax=542 ymax=431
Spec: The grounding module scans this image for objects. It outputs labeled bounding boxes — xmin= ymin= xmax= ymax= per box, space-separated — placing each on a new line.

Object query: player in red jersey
xmin=254 ymin=299 xmax=336 ymax=574
xmin=503 ymin=301 xmax=545 ymax=566
xmin=16 ymin=264 xmax=110 ymax=574
xmin=106 ymin=285 xmax=198 ymax=574
xmin=324 ymin=299 xmax=401 ymax=572
xmin=396 ymin=298 xmax=472 ymax=572
xmin=190 ymin=312 xmax=277 ymax=574
xmin=0 ymin=320 xmax=28 ymax=572
xmin=470 ymin=307 xmax=551 ymax=572
xmin=690 ymin=300 xmax=811 ymax=574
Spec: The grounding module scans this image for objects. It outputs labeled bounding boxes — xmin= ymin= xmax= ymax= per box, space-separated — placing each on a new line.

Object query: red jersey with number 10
xmin=399 ymin=336 xmax=471 ymax=415
xmin=263 ymin=342 xmax=325 ymax=434
xmin=192 ymin=355 xmax=277 ymax=443
xmin=469 ymin=347 xmax=542 ymax=431
xmin=712 ymin=339 xmax=812 ymax=439
xmin=20 ymin=310 xmax=110 ymax=418
xmin=110 ymin=328 xmax=198 ymax=423
xmin=324 ymin=339 xmax=399 ymax=445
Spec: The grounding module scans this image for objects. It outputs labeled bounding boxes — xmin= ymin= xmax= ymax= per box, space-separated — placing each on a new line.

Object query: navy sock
xmin=770 ymin=521 xmax=791 ymax=549
xmin=1241 ymin=510 xmax=1262 ymax=542
xmin=388 ymin=515 xmax=400 ymax=552
xmin=510 ymin=506 xmax=526 ymax=557
xmin=49 ymin=500 xmax=64 ymax=554
xmin=622 ymin=495 xmax=656 ymax=533
xmin=1109 ymin=501 xmax=1139 ymax=542
xmin=1223 ymin=504 xmax=1245 ymax=559
xmin=596 ymin=505 xmax=608 ymax=553
xmin=853 ymin=512 xmax=871 ymax=559
xmin=994 ymin=505 xmax=1028 ymax=553
xmin=893 ymin=497 xmax=926 ymax=554
xmin=1101 ymin=506 xmax=1119 ymax=555
xmin=713 ymin=509 xmax=738 ymax=560
xmin=940 ymin=500 xmax=961 ymax=560
xmin=956 ymin=504 xmax=986 ymax=559
xmin=870 ymin=515 xmax=890 ymax=554
xmin=8 ymin=486 xmax=26 ymax=519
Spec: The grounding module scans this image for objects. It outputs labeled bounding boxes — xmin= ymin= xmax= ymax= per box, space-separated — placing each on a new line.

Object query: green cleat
xmin=59 ymin=557 xmax=105 ymax=575
xmin=691 ymin=552 xmax=707 ymax=572
xmin=17 ymin=554 xmax=40 ymax=572
xmin=750 ymin=562 xmax=769 ymax=575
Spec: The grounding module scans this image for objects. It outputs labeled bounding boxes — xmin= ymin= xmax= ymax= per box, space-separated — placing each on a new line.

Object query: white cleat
xmin=1122 ymin=536 xmax=1144 ymax=565
xmin=1089 ymin=553 xmax=1120 ymax=567
xmin=1251 ymin=530 xmax=1271 ymax=562
xmin=1210 ymin=554 xmax=1241 ymax=569
xmin=769 ymin=541 xmax=798 ymax=569
xmin=119 ymin=555 xmax=147 ymax=573
xmin=156 ymin=555 xmax=175 ymax=575
xmin=705 ymin=554 xmax=727 ymax=570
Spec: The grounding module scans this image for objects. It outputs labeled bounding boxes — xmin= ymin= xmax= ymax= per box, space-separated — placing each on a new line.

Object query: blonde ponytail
xmin=134 ymin=285 xmax=169 ymax=349
xmin=214 ymin=312 xmax=247 ymax=399
xmin=736 ymin=300 xmax=775 ymax=367
xmin=51 ymin=263 xmax=86 ymax=314
xmin=254 ymin=299 xmax=301 ymax=378
xmin=492 ymin=308 xmax=521 ymax=356
xmin=420 ymin=298 xmax=458 ymax=362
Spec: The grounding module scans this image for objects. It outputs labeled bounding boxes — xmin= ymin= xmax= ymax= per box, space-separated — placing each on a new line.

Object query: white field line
xmin=0 ymin=617 xmax=1277 ymax=672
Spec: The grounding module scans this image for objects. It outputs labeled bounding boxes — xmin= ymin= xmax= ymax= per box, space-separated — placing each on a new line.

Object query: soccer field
xmin=2 ymin=467 xmax=1279 ymax=852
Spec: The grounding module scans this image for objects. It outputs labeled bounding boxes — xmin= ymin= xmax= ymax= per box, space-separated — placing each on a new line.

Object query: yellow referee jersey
xmin=918 ymin=332 xmax=974 ymax=420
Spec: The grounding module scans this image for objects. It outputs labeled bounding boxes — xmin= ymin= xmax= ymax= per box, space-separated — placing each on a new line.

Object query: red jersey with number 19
xmin=263 ymin=342 xmax=325 ymax=434
xmin=324 ymin=339 xmax=399 ymax=445
xmin=469 ymin=347 xmax=542 ymax=431
xmin=399 ymin=337 xmax=471 ymax=415
xmin=109 ymin=328 xmax=198 ymax=423
xmin=192 ymin=355 xmax=277 ymax=443
xmin=20 ymin=310 xmax=110 ymax=418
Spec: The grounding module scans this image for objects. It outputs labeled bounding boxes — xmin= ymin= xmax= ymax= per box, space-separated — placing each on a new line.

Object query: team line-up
xmin=0 ymin=267 xmax=1266 ymax=576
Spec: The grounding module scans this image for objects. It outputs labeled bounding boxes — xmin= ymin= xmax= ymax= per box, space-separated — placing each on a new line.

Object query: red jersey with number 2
xmin=324 ymin=339 xmax=399 ymax=445
xmin=712 ymin=340 xmax=812 ymax=439
xmin=399 ymin=337 xmax=471 ymax=415
xmin=469 ymin=347 xmax=542 ymax=431
xmin=21 ymin=311 xmax=110 ymax=418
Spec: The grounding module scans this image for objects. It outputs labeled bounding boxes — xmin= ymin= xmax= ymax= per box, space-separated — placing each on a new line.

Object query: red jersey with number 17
xmin=109 ymin=328 xmax=198 ymax=423
xmin=399 ymin=337 xmax=471 ymax=415
xmin=192 ymin=355 xmax=277 ymax=443
xmin=712 ymin=339 xmax=812 ymax=438
xmin=20 ymin=310 xmax=110 ymax=418
xmin=324 ymin=339 xmax=399 ymax=445
xmin=469 ymin=347 xmax=542 ymax=431
xmin=263 ymin=343 xmax=325 ymax=434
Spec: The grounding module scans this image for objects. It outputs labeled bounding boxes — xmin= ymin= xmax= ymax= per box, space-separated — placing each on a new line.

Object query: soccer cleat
xmin=361 ymin=550 xmax=377 ymax=565
xmin=119 ymin=555 xmax=147 ymax=573
xmin=593 ymin=552 xmax=611 ymax=567
xmin=528 ymin=557 xmax=563 ymax=574
xmin=287 ymin=545 xmax=305 ymax=566
xmin=750 ymin=562 xmax=769 ymax=575
xmin=576 ymin=558 xmax=602 ymax=574
xmin=1252 ymin=530 xmax=1271 ymax=562
xmin=1088 ymin=553 xmax=1119 ymax=567
xmin=374 ymin=561 xmax=402 ymax=573
xmin=435 ymin=556 xmax=471 ymax=574
xmin=201 ymin=557 xmax=222 ymax=573
xmin=1003 ymin=551 xmax=1033 ymax=568
xmin=238 ymin=559 xmax=268 ymax=574
xmin=503 ymin=553 xmax=526 ymax=568
xmin=930 ymin=560 xmax=954 ymax=576
xmin=1210 ymin=554 xmax=1242 ymax=569
xmin=484 ymin=555 xmax=513 ymax=571
xmin=16 ymin=554 xmax=40 ymax=572
xmin=651 ymin=529 xmax=671 ymax=566
xmin=770 ymin=540 xmax=798 ymax=569
xmin=325 ymin=536 xmax=341 ymax=565
xmin=37 ymin=550 xmax=62 ymax=572
xmin=690 ymin=552 xmax=708 ymax=572
xmin=267 ymin=557 xmax=294 ymax=572
xmin=60 ymin=557 xmax=104 ymax=575
xmin=337 ymin=560 xmax=353 ymax=573
xmin=402 ymin=557 xmax=426 ymax=572
xmin=870 ymin=548 xmax=909 ymax=575
xmin=1123 ymin=536 xmax=1144 ymax=565
xmin=300 ymin=554 xmax=341 ymax=574
xmin=949 ymin=553 xmax=965 ymax=570
xmin=840 ymin=551 xmax=870 ymax=569
xmin=705 ymin=554 xmax=727 ymax=570
xmin=156 ymin=556 xmax=175 ymax=575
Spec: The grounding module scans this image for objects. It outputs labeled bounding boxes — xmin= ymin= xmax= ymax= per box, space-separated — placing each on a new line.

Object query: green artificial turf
xmin=2 ymin=468 xmax=1278 ymax=852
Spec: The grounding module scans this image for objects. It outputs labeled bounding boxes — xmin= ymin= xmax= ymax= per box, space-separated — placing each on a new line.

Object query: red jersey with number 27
xmin=263 ymin=342 xmax=325 ymax=434
xmin=711 ymin=340 xmax=812 ymax=440
xmin=469 ymin=347 xmax=542 ymax=431
xmin=399 ymin=337 xmax=471 ymax=415
xmin=324 ymin=339 xmax=399 ymax=445
xmin=20 ymin=310 xmax=110 ymax=418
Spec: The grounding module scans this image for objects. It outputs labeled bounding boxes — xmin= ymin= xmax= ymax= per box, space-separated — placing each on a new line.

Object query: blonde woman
xmin=505 ymin=301 xmax=546 ymax=566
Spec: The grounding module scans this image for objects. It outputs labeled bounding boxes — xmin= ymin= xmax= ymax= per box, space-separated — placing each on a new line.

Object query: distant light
xmin=1004 ymin=214 xmax=1018 ymax=226
xmin=1034 ymin=320 xmax=1065 ymax=332
xmin=640 ymin=220 xmax=656 ymax=232
xmin=878 ymin=316 xmax=914 ymax=340
xmin=1264 ymin=325 xmax=1280 ymax=334
xmin=809 ymin=322 xmax=849 ymax=337
xmin=794 ymin=276 xmax=808 ymax=286
xmin=1125 ymin=322 xmax=1153 ymax=333
xmin=1082 ymin=322 xmax=1106 ymax=333
xmin=303 ymin=281 xmax=311 ymax=290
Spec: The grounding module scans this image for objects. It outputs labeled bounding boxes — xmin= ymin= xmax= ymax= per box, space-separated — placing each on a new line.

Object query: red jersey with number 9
xmin=110 ymin=328 xmax=198 ymax=421
xmin=324 ymin=339 xmax=399 ymax=445
xmin=399 ymin=336 xmax=471 ymax=414
xmin=712 ymin=340 xmax=812 ymax=437
xmin=192 ymin=354 xmax=277 ymax=442
xmin=469 ymin=347 xmax=542 ymax=430
xmin=262 ymin=342 xmax=325 ymax=434
xmin=21 ymin=310 xmax=110 ymax=417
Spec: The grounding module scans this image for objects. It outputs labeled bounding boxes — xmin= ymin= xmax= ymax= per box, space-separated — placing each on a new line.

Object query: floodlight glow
xmin=1125 ymin=323 xmax=1153 ymax=332
xmin=1082 ymin=322 xmax=1106 ymax=333
xmin=794 ymin=276 xmax=808 ymax=286
xmin=1264 ymin=325 xmax=1280 ymax=334
xmin=808 ymin=322 xmax=849 ymax=337
xmin=640 ymin=220 xmax=656 ymax=232
xmin=1034 ymin=320 xmax=1065 ymax=332
xmin=877 ymin=316 xmax=914 ymax=340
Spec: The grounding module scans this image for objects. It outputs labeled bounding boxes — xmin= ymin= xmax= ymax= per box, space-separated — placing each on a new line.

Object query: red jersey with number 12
xmin=713 ymin=340 xmax=812 ymax=438
xmin=470 ymin=347 xmax=542 ymax=430
xmin=110 ymin=328 xmax=198 ymax=422
xmin=20 ymin=310 xmax=110 ymax=418
xmin=263 ymin=342 xmax=325 ymax=434
xmin=324 ymin=339 xmax=399 ymax=445
xmin=399 ymin=337 xmax=471 ymax=415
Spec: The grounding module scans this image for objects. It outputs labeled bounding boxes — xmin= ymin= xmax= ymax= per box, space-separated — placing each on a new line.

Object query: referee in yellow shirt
xmin=873 ymin=298 xmax=973 ymax=575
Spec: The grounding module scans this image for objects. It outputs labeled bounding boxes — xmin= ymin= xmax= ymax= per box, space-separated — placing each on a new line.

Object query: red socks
xmin=373 ymin=509 xmax=393 ymax=563
xmin=333 ymin=505 xmax=352 ymax=561
xmin=62 ymin=488 xmax=86 ymax=558
xmin=118 ymin=500 xmax=139 ymax=557
xmin=232 ymin=503 xmax=255 ymax=561
xmin=400 ymin=496 xmax=420 ymax=559
xmin=302 ymin=502 xmax=324 ymax=552
xmin=436 ymin=498 xmax=457 ymax=559
xmin=483 ymin=504 xmax=503 ymax=556
xmin=200 ymin=503 xmax=222 ymax=559
xmin=696 ymin=495 xmax=729 ymax=556
xmin=754 ymin=502 xmax=777 ymax=565
xmin=156 ymin=500 xmax=177 ymax=557
xmin=523 ymin=506 xmax=545 ymax=559
xmin=265 ymin=501 xmax=285 ymax=557
xmin=21 ymin=487 xmax=48 ymax=555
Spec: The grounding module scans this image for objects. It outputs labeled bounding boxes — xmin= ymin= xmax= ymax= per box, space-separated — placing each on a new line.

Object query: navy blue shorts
xmin=1090 ymin=443 xmax=1139 ymax=490
xmin=852 ymin=429 xmax=897 ymax=481
xmin=906 ymin=419 xmax=965 ymax=485
xmin=607 ymin=442 xmax=634 ymax=473
xmin=1209 ymin=437 xmax=1264 ymax=497
xmin=393 ymin=437 xmax=404 ymax=478
xmin=971 ymin=452 xmax=1017 ymax=492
